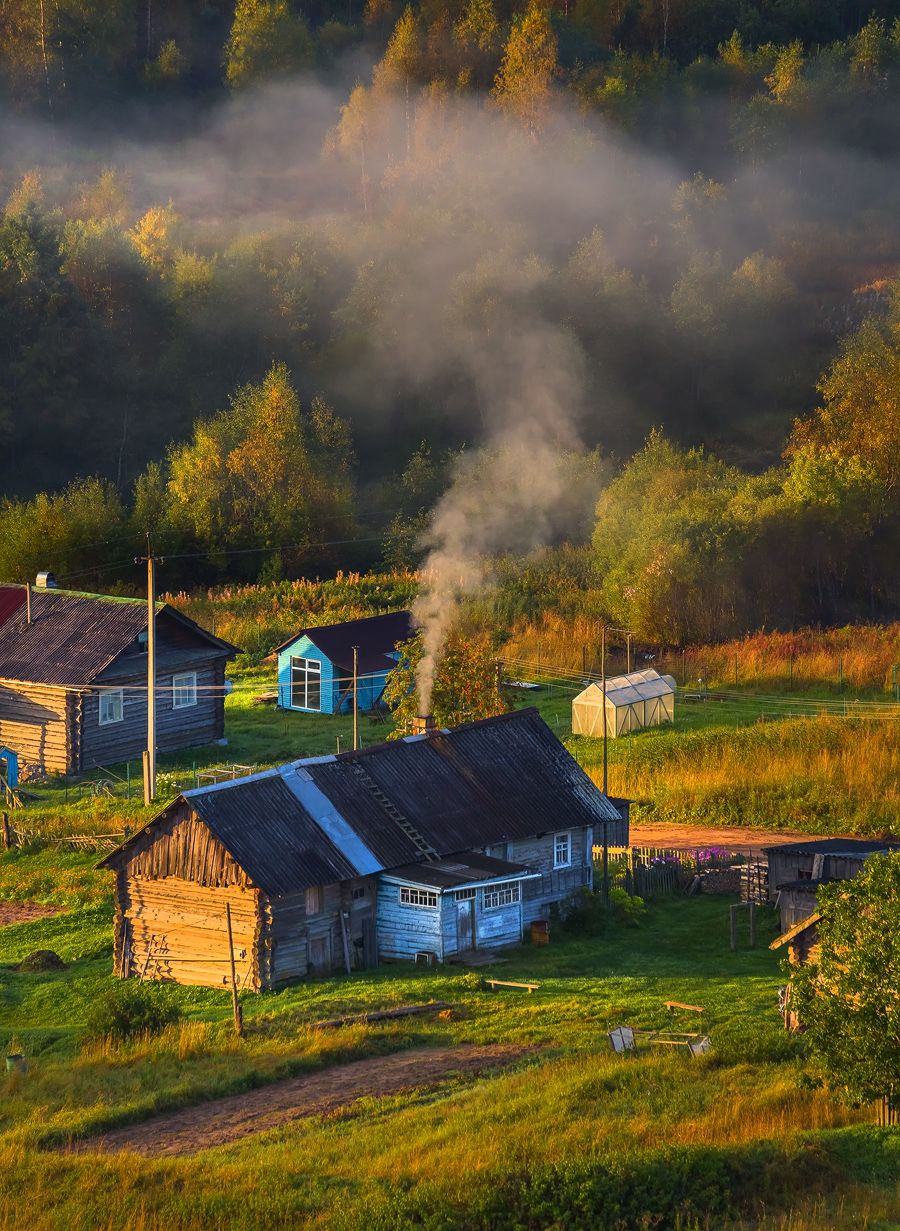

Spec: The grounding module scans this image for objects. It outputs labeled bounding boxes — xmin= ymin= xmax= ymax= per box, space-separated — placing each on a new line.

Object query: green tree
xmin=791 ymin=853 xmax=900 ymax=1125
xmin=492 ymin=0 xmax=558 ymax=136
xmin=0 ymin=478 xmax=126 ymax=586
xmin=383 ymin=631 xmax=508 ymax=735
xmin=166 ymin=363 xmax=355 ymax=578
xmin=224 ymin=0 xmax=312 ymax=90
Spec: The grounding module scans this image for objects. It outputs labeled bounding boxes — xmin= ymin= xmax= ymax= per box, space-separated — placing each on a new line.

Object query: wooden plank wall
xmin=509 ymin=825 xmax=593 ymax=925
xmin=82 ymin=660 xmax=226 ymax=768
xmin=377 ymin=881 xmax=442 ymax=960
xmin=120 ymin=876 xmax=261 ymax=989
xmin=118 ymin=809 xmax=250 ymax=887
xmin=0 ymin=680 xmax=73 ymax=774
xmin=440 ymin=891 xmax=521 ymax=957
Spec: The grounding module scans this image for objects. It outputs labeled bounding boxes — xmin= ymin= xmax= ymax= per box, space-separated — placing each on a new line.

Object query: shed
xmin=572 ymin=669 xmax=676 ymax=738
xmin=275 ymin=611 xmax=414 ymax=715
xmin=764 ymin=837 xmax=900 ymax=930
xmin=0 ymin=584 xmax=237 ymax=776
xmin=101 ymin=707 xmax=629 ymax=986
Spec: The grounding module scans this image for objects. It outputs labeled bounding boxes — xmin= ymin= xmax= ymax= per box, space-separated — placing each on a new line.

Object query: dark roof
xmin=102 ymin=708 xmax=623 ymax=897
xmin=188 ymin=772 xmax=358 ymax=896
xmin=0 ymin=586 xmax=236 ymax=687
xmin=766 ymin=838 xmax=900 ymax=857
xmin=305 ymin=707 xmax=622 ymax=868
xmin=384 ymin=852 xmax=534 ymax=890
xmin=275 ymin=610 xmax=414 ymax=674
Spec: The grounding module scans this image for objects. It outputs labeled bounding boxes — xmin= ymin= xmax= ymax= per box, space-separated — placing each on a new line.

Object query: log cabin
xmin=0 ymin=582 xmax=237 ymax=776
xmin=100 ymin=707 xmax=629 ymax=988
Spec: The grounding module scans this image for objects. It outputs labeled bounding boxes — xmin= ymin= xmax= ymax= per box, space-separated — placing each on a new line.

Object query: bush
xmin=609 ymin=887 xmax=647 ymax=926
xmin=83 ymin=980 xmax=181 ymax=1044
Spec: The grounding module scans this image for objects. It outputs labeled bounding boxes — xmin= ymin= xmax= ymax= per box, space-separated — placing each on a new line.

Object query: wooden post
xmin=340 ymin=910 xmax=352 ymax=974
xmin=601 ymin=624 xmax=608 ymax=795
xmin=626 ymin=633 xmax=632 ymax=675
xmin=226 ymin=902 xmax=243 ymax=1037
xmin=23 ymin=582 xmax=31 ymax=625
xmin=1 ymin=811 xmax=10 ymax=850
xmin=729 ymin=903 xmax=738 ymax=951
xmin=352 ymin=645 xmax=359 ymax=751
xmin=749 ymin=901 xmax=756 ymax=948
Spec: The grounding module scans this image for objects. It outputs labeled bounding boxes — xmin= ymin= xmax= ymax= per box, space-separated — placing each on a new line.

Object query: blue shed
xmin=275 ymin=611 xmax=415 ymax=715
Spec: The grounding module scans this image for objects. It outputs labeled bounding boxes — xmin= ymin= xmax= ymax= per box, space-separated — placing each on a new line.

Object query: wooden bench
xmin=483 ymin=978 xmax=540 ymax=993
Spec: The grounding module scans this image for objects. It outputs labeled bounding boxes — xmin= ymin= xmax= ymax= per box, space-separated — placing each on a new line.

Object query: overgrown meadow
xmin=1 ymin=848 xmax=899 ymax=1231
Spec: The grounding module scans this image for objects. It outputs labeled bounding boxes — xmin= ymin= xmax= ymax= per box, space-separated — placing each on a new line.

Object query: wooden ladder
xmin=350 ymin=763 xmax=439 ymax=860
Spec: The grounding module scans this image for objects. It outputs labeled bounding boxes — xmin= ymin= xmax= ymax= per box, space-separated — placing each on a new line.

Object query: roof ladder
xmin=350 ymin=763 xmax=439 ymax=860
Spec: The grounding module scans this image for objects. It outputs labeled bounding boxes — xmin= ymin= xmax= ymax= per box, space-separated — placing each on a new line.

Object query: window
xmin=553 ymin=832 xmax=571 ymax=869
xmin=455 ymin=888 xmax=476 ymax=901
xmin=486 ymin=842 xmax=511 ymax=861
xmin=305 ymin=886 xmax=323 ymax=915
xmin=172 ymin=671 xmax=197 ymax=709
xmin=99 ymin=688 xmax=123 ymax=726
xmin=291 ymin=656 xmax=322 ymax=711
xmin=351 ymin=886 xmax=366 ymax=901
xmin=483 ymin=882 xmax=520 ymax=910
xmin=399 ymin=886 xmax=438 ymax=908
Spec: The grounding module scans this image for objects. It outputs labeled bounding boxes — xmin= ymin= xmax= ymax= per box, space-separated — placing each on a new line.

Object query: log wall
xmin=0 ymin=680 xmax=73 ymax=775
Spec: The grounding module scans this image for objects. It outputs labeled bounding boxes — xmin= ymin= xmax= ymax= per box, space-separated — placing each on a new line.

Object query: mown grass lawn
xmin=0 ymin=850 xmax=898 ymax=1230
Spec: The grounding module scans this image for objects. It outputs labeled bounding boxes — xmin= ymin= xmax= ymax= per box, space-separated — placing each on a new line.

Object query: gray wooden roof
xmin=0 ymin=586 xmax=236 ymax=687
xmin=102 ymin=708 xmax=625 ymax=897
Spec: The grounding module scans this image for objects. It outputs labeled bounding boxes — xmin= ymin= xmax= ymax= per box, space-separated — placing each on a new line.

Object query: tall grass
xmin=580 ymin=717 xmax=900 ymax=836
xmin=502 ymin=615 xmax=900 ymax=696
xmin=167 ymin=571 xmax=420 ymax=662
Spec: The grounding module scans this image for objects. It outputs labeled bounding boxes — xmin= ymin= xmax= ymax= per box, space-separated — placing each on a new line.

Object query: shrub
xmin=83 ymin=981 xmax=181 ymax=1044
xmin=609 ymin=887 xmax=647 ymax=926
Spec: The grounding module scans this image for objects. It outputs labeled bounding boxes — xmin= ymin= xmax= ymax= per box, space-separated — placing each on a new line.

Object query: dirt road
xmin=0 ymin=901 xmax=63 ymax=926
xmin=629 ymin=822 xmax=828 ymax=854
xmin=68 ymin=1043 xmax=537 ymax=1157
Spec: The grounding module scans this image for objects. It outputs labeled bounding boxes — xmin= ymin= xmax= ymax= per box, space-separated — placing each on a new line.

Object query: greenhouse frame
xmin=571 ymin=669 xmax=677 ymax=738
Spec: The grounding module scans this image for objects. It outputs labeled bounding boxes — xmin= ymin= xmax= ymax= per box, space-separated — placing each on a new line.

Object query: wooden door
xmin=309 ymin=935 xmax=331 ymax=974
xmin=456 ymin=897 xmax=475 ymax=951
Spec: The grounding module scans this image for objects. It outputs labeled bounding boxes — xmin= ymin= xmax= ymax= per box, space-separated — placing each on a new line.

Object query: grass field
xmin=1 ymin=846 xmax=898 ymax=1231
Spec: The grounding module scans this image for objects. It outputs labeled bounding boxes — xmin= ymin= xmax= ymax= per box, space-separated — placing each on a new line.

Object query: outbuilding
xmin=275 ymin=611 xmax=414 ymax=715
xmin=765 ymin=837 xmax=900 ymax=931
xmin=100 ymin=707 xmax=628 ymax=987
xmin=572 ymin=668 xmax=677 ymax=738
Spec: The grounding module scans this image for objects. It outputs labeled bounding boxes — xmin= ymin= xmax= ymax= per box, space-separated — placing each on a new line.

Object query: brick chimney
xmin=412 ymin=714 xmax=436 ymax=736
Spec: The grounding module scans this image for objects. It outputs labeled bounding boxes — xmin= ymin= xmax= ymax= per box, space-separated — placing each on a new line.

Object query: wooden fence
xmin=592 ymin=845 xmax=749 ymax=900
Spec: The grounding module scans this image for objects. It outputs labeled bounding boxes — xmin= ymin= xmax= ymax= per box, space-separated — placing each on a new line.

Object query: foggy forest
xmin=1 ymin=0 xmax=899 ymax=641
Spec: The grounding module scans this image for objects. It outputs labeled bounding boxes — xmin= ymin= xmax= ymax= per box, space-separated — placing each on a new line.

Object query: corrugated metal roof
xmin=383 ymin=853 xmax=534 ymax=889
xmin=274 ymin=610 xmax=414 ymax=674
xmin=0 ymin=585 xmax=236 ymax=686
xmin=183 ymin=770 xmax=360 ymax=896
xmin=304 ymin=707 xmax=622 ymax=866
xmin=102 ymin=708 xmax=624 ymax=898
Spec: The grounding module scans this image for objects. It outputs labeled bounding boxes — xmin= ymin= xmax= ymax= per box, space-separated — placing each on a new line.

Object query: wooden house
xmin=100 ymin=707 xmax=628 ymax=988
xmin=765 ymin=838 xmax=900 ymax=932
xmin=0 ymin=583 xmax=237 ymax=776
xmin=275 ymin=611 xmax=414 ymax=715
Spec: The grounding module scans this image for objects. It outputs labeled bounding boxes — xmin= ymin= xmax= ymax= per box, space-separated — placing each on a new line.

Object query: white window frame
xmin=172 ymin=671 xmax=198 ymax=710
xmin=399 ymin=886 xmax=438 ymax=909
xmin=553 ymin=831 xmax=572 ymax=869
xmin=291 ymin=655 xmax=322 ymax=711
xmin=99 ymin=688 xmax=124 ymax=726
xmin=483 ymin=882 xmax=520 ymax=910
xmin=455 ymin=888 xmax=476 ymax=902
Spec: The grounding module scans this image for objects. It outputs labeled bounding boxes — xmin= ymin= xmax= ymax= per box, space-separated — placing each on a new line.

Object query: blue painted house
xmin=275 ymin=611 xmax=414 ymax=715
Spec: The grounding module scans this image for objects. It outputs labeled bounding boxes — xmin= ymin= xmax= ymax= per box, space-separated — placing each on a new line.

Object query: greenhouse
xmin=571 ymin=668 xmax=677 ymax=738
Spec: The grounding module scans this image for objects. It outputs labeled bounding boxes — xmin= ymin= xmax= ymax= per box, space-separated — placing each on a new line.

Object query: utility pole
xmin=626 ymin=633 xmax=633 ymax=675
xmin=135 ymin=541 xmax=160 ymax=805
xmin=352 ymin=645 xmax=359 ymax=751
xmin=23 ymin=582 xmax=31 ymax=625
xmin=601 ymin=624 xmax=610 ymax=909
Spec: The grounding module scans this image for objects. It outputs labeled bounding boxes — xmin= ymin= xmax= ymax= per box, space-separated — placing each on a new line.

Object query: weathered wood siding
xmin=119 ymin=876 xmax=261 ymax=989
xmin=778 ymin=887 xmax=819 ymax=932
xmin=377 ymin=880 xmax=443 ymax=961
xmin=508 ymin=825 xmax=594 ymax=925
xmin=439 ymin=890 xmax=522 ymax=957
xmin=261 ymin=877 xmax=378 ymax=984
xmin=0 ymin=680 xmax=73 ymax=774
xmin=82 ymin=659 xmax=226 ymax=770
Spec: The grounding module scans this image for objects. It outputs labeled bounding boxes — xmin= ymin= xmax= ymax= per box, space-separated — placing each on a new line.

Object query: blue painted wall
xmin=277 ymin=637 xmax=396 ymax=715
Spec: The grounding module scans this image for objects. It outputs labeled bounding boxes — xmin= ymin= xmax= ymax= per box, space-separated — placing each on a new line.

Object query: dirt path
xmin=0 ymin=901 xmax=63 ymax=926
xmin=629 ymin=822 xmax=830 ymax=855
xmin=69 ymin=1043 xmax=537 ymax=1157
